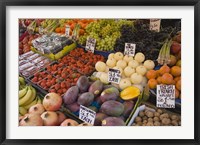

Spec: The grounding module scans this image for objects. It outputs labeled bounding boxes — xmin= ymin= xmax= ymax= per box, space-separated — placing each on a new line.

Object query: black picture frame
xmin=0 ymin=0 xmax=200 ymax=145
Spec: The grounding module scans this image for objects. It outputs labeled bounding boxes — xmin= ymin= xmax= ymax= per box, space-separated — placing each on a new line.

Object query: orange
xmin=156 ymin=76 xmax=162 ymax=84
xmin=156 ymin=70 xmax=160 ymax=76
xmin=146 ymin=70 xmax=157 ymax=79
xmin=176 ymin=80 xmax=181 ymax=91
xmin=170 ymin=66 xmax=181 ymax=77
xmin=159 ymin=65 xmax=170 ymax=75
xmin=174 ymin=76 xmax=181 ymax=82
xmin=161 ymin=73 xmax=173 ymax=85
xmin=175 ymin=88 xmax=180 ymax=98
xmin=171 ymin=80 xmax=176 ymax=85
xmin=148 ymin=79 xmax=158 ymax=89
xmin=55 ymin=27 xmax=61 ymax=33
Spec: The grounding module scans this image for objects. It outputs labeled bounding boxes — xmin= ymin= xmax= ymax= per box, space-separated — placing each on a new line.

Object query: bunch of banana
xmin=19 ymin=85 xmax=42 ymax=116
xmin=19 ymin=76 xmax=26 ymax=90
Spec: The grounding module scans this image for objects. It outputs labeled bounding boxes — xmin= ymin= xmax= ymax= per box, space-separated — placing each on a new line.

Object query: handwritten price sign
xmin=150 ymin=19 xmax=161 ymax=32
xmin=79 ymin=105 xmax=96 ymax=125
xmin=156 ymin=85 xmax=175 ymax=108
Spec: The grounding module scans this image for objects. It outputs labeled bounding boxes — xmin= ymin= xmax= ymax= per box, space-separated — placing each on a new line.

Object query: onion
xmin=41 ymin=111 xmax=58 ymax=126
xmin=43 ymin=93 xmax=62 ymax=111
xmin=19 ymin=113 xmax=43 ymax=126
xmin=29 ymin=104 xmax=45 ymax=115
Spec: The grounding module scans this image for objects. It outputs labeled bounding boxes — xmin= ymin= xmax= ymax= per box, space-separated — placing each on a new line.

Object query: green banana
xmin=19 ymin=86 xmax=32 ymax=106
xmin=19 ymin=107 xmax=28 ymax=116
xmin=23 ymin=97 xmax=38 ymax=110
xmin=22 ymin=86 xmax=36 ymax=106
xmin=19 ymin=77 xmax=25 ymax=86
xmin=19 ymin=86 xmax=28 ymax=99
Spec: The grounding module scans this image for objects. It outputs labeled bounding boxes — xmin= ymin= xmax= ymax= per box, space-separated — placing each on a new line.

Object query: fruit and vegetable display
xmin=131 ymin=106 xmax=181 ymax=126
xmin=18 ymin=18 xmax=181 ymax=126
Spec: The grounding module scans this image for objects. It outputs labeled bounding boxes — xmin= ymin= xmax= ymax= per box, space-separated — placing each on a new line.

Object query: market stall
xmin=18 ymin=19 xmax=181 ymax=126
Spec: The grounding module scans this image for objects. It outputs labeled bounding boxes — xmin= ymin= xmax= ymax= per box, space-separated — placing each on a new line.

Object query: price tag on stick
xmin=156 ymin=85 xmax=175 ymax=108
xmin=150 ymin=19 xmax=161 ymax=32
xmin=65 ymin=25 xmax=70 ymax=37
xmin=79 ymin=105 xmax=96 ymax=125
xmin=85 ymin=37 xmax=96 ymax=53
xmin=124 ymin=43 xmax=136 ymax=56
xmin=108 ymin=68 xmax=121 ymax=84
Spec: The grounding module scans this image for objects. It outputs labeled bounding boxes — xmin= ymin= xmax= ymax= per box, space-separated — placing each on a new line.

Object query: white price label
xmin=124 ymin=43 xmax=136 ymax=56
xmin=150 ymin=19 xmax=161 ymax=32
xmin=79 ymin=105 xmax=96 ymax=125
xmin=65 ymin=25 xmax=70 ymax=37
xmin=108 ymin=68 xmax=121 ymax=84
xmin=85 ymin=37 xmax=96 ymax=53
xmin=156 ymin=85 xmax=175 ymax=108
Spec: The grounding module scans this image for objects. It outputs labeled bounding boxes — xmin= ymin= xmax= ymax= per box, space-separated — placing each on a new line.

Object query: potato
xmin=142 ymin=116 xmax=148 ymax=120
xmin=154 ymin=121 xmax=161 ymax=126
xmin=157 ymin=109 xmax=163 ymax=114
xmin=139 ymin=111 xmax=145 ymax=117
xmin=135 ymin=116 xmax=142 ymax=123
xmin=146 ymin=111 xmax=154 ymax=118
xmin=136 ymin=122 xmax=143 ymax=126
xmin=146 ymin=122 xmax=154 ymax=126
xmin=160 ymin=113 xmax=169 ymax=120
xmin=143 ymin=120 xmax=148 ymax=124
xmin=154 ymin=112 xmax=160 ymax=117
xmin=153 ymin=116 xmax=160 ymax=122
xmin=148 ymin=118 xmax=153 ymax=122
xmin=171 ymin=115 xmax=178 ymax=120
xmin=171 ymin=120 xmax=178 ymax=126
xmin=162 ymin=118 xmax=171 ymax=125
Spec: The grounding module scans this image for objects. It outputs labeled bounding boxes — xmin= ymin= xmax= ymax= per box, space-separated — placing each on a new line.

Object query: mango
xmin=103 ymin=85 xmax=118 ymax=90
xmin=102 ymin=117 xmax=125 ymax=126
xmin=94 ymin=96 xmax=103 ymax=105
xmin=66 ymin=102 xmax=80 ymax=112
xmin=89 ymin=80 xmax=103 ymax=97
xmin=122 ymin=101 xmax=134 ymax=118
xmin=100 ymin=87 xmax=119 ymax=103
xmin=63 ymin=86 xmax=79 ymax=105
xmin=118 ymin=116 xmax=125 ymax=121
xmin=100 ymin=100 xmax=124 ymax=117
xmin=94 ymin=113 xmax=108 ymax=126
xmin=77 ymin=92 xmax=94 ymax=106
xmin=77 ymin=76 xmax=90 ymax=93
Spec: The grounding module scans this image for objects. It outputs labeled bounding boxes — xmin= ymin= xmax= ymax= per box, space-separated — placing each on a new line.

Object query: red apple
xmin=170 ymin=41 xmax=181 ymax=54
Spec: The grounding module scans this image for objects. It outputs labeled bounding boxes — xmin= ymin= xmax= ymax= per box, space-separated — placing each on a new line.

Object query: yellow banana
xmin=37 ymin=96 xmax=42 ymax=104
xmin=23 ymin=97 xmax=38 ymax=110
xmin=19 ymin=107 xmax=28 ymax=116
xmin=22 ymin=86 xmax=36 ymax=106
xmin=19 ymin=86 xmax=32 ymax=106
xmin=19 ymin=86 xmax=28 ymax=99
xmin=19 ymin=77 xmax=25 ymax=86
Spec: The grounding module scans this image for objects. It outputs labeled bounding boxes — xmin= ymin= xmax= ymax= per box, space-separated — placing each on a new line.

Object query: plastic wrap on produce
xmin=19 ymin=62 xmax=32 ymax=71
xmin=22 ymin=66 xmax=39 ymax=77
xmin=32 ymin=33 xmax=71 ymax=55
xmin=27 ymin=53 xmax=40 ymax=61
xmin=19 ymin=51 xmax=34 ymax=59
xmin=31 ymin=56 xmax=46 ymax=64
xmin=36 ymin=59 xmax=51 ymax=67
xmin=19 ymin=59 xmax=28 ymax=66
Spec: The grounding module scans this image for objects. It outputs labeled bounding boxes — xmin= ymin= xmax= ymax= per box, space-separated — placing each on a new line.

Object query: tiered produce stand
xmin=19 ymin=19 xmax=181 ymax=126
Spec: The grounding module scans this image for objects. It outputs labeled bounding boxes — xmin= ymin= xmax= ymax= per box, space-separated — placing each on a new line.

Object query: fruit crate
xmin=127 ymin=102 xmax=181 ymax=126
xmin=31 ymin=42 xmax=77 ymax=60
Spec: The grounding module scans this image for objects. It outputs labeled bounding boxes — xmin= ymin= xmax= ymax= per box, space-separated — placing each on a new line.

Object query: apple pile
xmin=94 ymin=52 xmax=155 ymax=92
xmin=19 ymin=34 xmax=40 ymax=55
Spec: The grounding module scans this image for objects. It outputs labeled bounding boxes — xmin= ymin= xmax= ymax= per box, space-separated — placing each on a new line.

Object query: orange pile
xmin=146 ymin=65 xmax=181 ymax=99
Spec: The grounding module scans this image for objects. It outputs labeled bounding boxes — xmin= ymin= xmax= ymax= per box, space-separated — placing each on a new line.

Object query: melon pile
xmin=94 ymin=52 xmax=155 ymax=92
